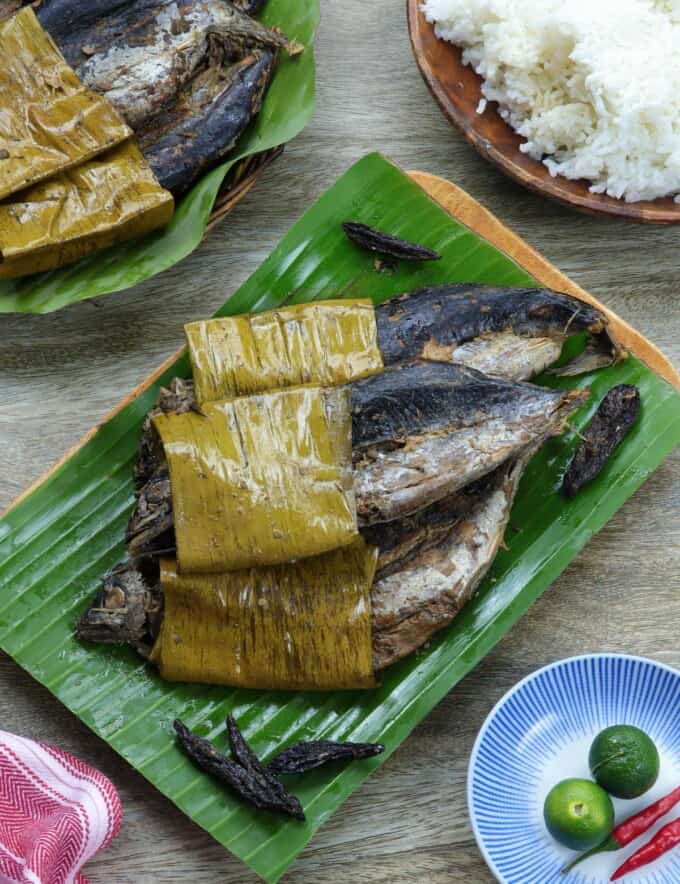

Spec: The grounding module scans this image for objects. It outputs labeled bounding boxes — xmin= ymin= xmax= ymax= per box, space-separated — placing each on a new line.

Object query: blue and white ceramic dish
xmin=468 ymin=654 xmax=680 ymax=884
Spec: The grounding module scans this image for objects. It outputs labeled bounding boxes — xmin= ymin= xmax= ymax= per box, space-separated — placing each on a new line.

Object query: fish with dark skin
xmin=77 ymin=453 xmax=532 ymax=671
xmin=375 ymin=284 xmax=623 ymax=381
xmin=137 ymin=49 xmax=276 ymax=195
xmin=131 ymin=284 xmax=613 ymax=487
xmin=123 ymin=361 xmax=585 ymax=555
xmin=35 ymin=0 xmax=291 ymax=194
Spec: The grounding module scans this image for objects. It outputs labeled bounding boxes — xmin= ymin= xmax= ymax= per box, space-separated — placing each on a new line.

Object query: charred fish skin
xmin=36 ymin=0 xmax=287 ymax=194
xmin=370 ymin=456 xmax=528 ymax=671
xmin=375 ymin=284 xmax=621 ymax=381
xmin=38 ymin=0 xmax=286 ymax=118
xmin=140 ymin=49 xmax=276 ymax=195
xmin=350 ymin=360 xmax=576 ymax=450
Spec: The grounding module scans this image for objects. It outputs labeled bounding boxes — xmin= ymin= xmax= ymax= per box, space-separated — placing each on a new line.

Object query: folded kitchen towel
xmin=0 ymin=729 xmax=122 ymax=884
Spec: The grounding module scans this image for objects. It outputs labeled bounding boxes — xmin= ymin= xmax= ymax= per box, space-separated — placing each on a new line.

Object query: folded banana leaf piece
xmin=0 ymin=8 xmax=131 ymax=200
xmin=152 ymin=541 xmax=377 ymax=690
xmin=0 ymin=141 xmax=173 ymax=278
xmin=35 ymin=0 xmax=293 ymax=195
xmin=152 ymin=386 xmax=357 ymax=573
xmin=186 ymin=300 xmax=383 ymax=405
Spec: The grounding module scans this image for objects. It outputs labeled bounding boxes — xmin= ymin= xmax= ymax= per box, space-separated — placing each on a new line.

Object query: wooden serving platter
xmin=407 ymin=0 xmax=680 ymax=223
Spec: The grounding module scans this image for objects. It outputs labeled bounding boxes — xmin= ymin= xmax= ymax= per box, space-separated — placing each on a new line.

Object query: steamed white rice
xmin=422 ymin=0 xmax=680 ymax=202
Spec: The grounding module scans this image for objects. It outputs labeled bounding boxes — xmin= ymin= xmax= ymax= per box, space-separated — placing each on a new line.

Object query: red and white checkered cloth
xmin=0 ymin=729 xmax=122 ymax=884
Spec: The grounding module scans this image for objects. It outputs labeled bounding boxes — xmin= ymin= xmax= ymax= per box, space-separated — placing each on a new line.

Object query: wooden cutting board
xmin=4 ymin=170 xmax=679 ymax=518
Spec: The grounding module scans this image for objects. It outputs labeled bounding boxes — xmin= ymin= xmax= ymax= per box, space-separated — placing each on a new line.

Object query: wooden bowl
xmin=407 ymin=0 xmax=680 ymax=223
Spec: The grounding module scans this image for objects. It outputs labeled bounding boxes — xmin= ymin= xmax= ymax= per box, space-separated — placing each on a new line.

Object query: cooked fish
xmin=375 ymin=284 xmax=623 ymax=381
xmin=369 ymin=455 xmax=528 ymax=670
xmin=76 ymin=556 xmax=163 ymax=658
xmin=350 ymin=361 xmax=585 ymax=525
xmin=137 ymin=48 xmax=275 ymax=195
xmin=125 ymin=362 xmax=585 ymax=555
xmin=36 ymin=0 xmax=288 ymax=194
xmin=77 ymin=456 xmax=528 ymax=670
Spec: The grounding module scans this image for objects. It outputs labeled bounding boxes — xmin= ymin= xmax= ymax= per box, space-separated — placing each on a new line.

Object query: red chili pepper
xmin=611 ymin=817 xmax=680 ymax=880
xmin=562 ymin=785 xmax=680 ymax=873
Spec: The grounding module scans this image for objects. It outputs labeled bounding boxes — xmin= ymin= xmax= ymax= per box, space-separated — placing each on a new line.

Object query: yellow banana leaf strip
xmin=0 ymin=142 xmax=174 ymax=278
xmin=152 ymin=385 xmax=357 ymax=573
xmin=153 ymin=541 xmax=378 ymax=690
xmin=185 ymin=300 xmax=383 ymax=405
xmin=0 ymin=8 xmax=131 ymax=200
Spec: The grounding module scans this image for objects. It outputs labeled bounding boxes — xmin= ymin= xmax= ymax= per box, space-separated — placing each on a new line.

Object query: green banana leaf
xmin=0 ymin=0 xmax=319 ymax=314
xmin=1 ymin=153 xmax=678 ymax=883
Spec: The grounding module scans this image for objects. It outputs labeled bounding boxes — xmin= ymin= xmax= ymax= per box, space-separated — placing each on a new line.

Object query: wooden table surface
xmin=1 ymin=3 xmax=678 ymax=882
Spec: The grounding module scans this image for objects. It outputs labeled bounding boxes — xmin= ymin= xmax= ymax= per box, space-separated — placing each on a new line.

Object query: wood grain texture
xmin=407 ymin=0 xmax=680 ymax=223
xmin=0 ymin=2 xmax=678 ymax=882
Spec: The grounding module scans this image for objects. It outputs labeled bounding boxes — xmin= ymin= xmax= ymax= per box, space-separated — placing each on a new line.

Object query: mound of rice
xmin=422 ymin=0 xmax=680 ymax=202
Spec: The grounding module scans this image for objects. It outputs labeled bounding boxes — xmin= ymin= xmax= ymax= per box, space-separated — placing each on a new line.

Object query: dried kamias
xmin=174 ymin=715 xmax=384 ymax=819
xmin=0 ymin=8 xmax=131 ymax=199
xmin=562 ymin=384 xmax=641 ymax=498
xmin=343 ymin=222 xmax=442 ymax=262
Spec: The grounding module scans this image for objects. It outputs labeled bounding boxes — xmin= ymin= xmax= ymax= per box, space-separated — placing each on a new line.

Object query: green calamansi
xmin=589 ymin=725 xmax=660 ymax=799
xmin=544 ymin=778 xmax=615 ymax=850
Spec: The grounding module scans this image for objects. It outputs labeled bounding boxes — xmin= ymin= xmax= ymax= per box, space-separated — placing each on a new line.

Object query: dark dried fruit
xmin=562 ymin=384 xmax=641 ymax=498
xmin=174 ymin=719 xmax=304 ymax=820
xmin=342 ymin=222 xmax=442 ymax=262
xmin=267 ymin=739 xmax=384 ymax=775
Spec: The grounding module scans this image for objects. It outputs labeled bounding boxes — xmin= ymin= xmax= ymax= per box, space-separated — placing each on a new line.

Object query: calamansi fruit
xmin=589 ymin=725 xmax=659 ymax=799
xmin=543 ymin=778 xmax=615 ymax=850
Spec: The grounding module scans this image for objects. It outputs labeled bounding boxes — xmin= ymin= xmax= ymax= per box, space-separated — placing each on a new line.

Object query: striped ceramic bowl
xmin=468 ymin=654 xmax=680 ymax=884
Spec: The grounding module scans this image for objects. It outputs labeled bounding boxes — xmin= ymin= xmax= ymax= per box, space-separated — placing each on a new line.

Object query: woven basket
xmin=205 ymin=145 xmax=285 ymax=234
